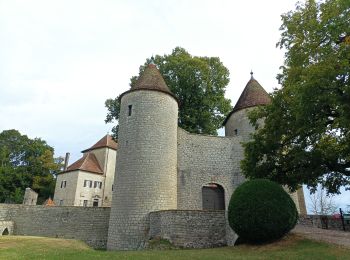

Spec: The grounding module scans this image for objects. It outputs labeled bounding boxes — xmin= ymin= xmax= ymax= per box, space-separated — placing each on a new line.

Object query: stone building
xmin=53 ymin=135 xmax=117 ymax=207
xmin=22 ymin=188 xmax=38 ymax=205
xmin=106 ymin=63 xmax=307 ymax=250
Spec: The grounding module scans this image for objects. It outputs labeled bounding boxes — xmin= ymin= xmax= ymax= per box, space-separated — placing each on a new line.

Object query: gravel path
xmin=293 ymin=225 xmax=350 ymax=248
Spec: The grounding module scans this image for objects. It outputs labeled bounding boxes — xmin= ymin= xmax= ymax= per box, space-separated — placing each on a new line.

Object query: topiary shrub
xmin=228 ymin=179 xmax=298 ymax=244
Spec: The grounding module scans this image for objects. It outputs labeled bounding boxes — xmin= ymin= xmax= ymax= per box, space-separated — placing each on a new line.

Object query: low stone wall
xmin=0 ymin=204 xmax=110 ymax=248
xmin=149 ymin=210 xmax=226 ymax=248
xmin=299 ymin=215 xmax=350 ymax=231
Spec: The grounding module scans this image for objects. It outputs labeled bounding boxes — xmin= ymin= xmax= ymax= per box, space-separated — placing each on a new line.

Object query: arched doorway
xmin=202 ymin=183 xmax=225 ymax=210
xmin=2 ymin=228 xmax=9 ymax=235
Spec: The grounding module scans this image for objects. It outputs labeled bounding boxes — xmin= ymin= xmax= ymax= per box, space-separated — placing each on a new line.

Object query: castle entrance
xmin=202 ymin=183 xmax=225 ymax=210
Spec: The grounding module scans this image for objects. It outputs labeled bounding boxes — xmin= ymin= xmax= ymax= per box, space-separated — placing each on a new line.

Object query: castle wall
xmin=0 ymin=204 xmax=110 ymax=248
xmin=108 ymin=90 xmax=178 ymax=250
xmin=149 ymin=210 xmax=226 ymax=248
xmin=177 ymin=128 xmax=245 ymax=210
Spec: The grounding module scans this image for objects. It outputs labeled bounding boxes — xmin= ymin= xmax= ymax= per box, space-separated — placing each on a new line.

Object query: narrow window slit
xmin=128 ymin=105 xmax=132 ymax=116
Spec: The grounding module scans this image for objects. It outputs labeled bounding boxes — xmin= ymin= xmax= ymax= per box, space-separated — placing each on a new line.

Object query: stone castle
xmin=106 ymin=63 xmax=306 ymax=250
xmin=0 ymin=62 xmax=306 ymax=250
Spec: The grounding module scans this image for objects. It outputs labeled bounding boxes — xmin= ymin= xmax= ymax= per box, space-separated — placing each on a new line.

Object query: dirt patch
xmin=293 ymin=225 xmax=350 ymax=248
xmin=235 ymin=233 xmax=303 ymax=251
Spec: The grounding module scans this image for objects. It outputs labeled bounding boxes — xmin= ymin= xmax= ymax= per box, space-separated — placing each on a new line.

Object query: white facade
xmin=53 ymin=136 xmax=117 ymax=207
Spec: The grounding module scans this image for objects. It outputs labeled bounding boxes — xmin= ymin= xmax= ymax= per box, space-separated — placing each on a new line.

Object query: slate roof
xmin=223 ymin=76 xmax=271 ymax=125
xmin=120 ymin=63 xmax=178 ymax=102
xmin=82 ymin=134 xmax=117 ymax=153
xmin=62 ymin=153 xmax=104 ymax=175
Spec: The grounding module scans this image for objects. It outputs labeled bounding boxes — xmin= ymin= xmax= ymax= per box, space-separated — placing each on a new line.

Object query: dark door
xmin=93 ymin=200 xmax=99 ymax=207
xmin=202 ymin=184 xmax=225 ymax=210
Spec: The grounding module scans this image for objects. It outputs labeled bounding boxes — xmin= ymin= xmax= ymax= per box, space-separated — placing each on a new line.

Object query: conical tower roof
xmin=82 ymin=134 xmax=117 ymax=153
xmin=120 ymin=63 xmax=178 ymax=102
xmin=223 ymin=75 xmax=270 ymax=125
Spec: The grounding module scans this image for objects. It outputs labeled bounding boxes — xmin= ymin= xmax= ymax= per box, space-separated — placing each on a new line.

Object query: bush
xmin=228 ymin=179 xmax=298 ymax=243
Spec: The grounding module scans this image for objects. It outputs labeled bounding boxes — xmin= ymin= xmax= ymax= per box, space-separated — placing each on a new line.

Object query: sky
xmin=0 ymin=0 xmax=348 ymax=212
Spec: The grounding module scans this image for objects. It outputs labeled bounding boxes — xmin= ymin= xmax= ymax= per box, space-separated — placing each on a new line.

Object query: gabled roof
xmin=62 ymin=153 xmax=104 ymax=175
xmin=82 ymin=134 xmax=117 ymax=153
xmin=43 ymin=197 xmax=55 ymax=206
xmin=119 ymin=63 xmax=178 ymax=102
xmin=223 ymin=76 xmax=271 ymax=125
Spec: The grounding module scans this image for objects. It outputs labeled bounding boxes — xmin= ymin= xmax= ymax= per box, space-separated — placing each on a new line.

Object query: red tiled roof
xmin=62 ymin=153 xmax=103 ymax=175
xmin=120 ymin=63 xmax=178 ymax=102
xmin=82 ymin=134 xmax=117 ymax=153
xmin=223 ymin=77 xmax=271 ymax=125
xmin=43 ymin=197 xmax=55 ymax=206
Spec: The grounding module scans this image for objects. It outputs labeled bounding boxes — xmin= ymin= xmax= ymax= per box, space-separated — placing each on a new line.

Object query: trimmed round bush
xmin=228 ymin=179 xmax=298 ymax=243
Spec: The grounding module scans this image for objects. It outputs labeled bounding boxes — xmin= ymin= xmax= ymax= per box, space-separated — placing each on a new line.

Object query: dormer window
xmin=128 ymin=105 xmax=132 ymax=116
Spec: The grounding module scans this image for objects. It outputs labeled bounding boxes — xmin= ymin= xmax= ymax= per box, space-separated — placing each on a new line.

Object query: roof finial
xmin=250 ymin=70 xmax=254 ymax=79
xmin=150 ymin=55 xmax=155 ymax=65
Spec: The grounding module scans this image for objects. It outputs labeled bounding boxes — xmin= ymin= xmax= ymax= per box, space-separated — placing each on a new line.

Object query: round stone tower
xmin=223 ymin=72 xmax=271 ymax=141
xmin=107 ymin=63 xmax=178 ymax=250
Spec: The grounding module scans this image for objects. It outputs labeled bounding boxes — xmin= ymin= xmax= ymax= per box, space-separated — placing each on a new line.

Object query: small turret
xmin=224 ymin=73 xmax=270 ymax=140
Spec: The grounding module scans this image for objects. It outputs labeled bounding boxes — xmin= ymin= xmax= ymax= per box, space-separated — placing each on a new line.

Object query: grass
xmin=1 ymin=233 xmax=350 ymax=259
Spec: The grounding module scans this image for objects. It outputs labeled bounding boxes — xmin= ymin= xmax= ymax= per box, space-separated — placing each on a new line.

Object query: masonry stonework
xmin=107 ymin=90 xmax=178 ymax=250
xmin=149 ymin=210 xmax=226 ymax=248
xmin=0 ymin=204 xmax=110 ymax=248
xmin=177 ymin=128 xmax=245 ymax=210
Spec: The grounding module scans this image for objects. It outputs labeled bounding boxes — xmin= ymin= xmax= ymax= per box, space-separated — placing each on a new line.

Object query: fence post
xmin=340 ymin=208 xmax=346 ymax=231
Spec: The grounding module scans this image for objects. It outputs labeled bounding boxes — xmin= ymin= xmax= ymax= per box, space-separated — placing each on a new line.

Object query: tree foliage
xmin=241 ymin=0 xmax=350 ymax=194
xmin=228 ymin=179 xmax=298 ymax=243
xmin=105 ymin=47 xmax=232 ymax=138
xmin=0 ymin=130 xmax=63 ymax=203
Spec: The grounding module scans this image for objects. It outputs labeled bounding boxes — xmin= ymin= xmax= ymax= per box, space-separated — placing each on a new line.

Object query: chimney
xmin=64 ymin=152 xmax=70 ymax=171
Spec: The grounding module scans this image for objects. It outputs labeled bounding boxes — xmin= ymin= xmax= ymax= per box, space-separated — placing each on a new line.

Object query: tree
xmin=105 ymin=47 xmax=232 ymax=138
xmin=241 ymin=0 xmax=350 ymax=194
xmin=308 ymin=186 xmax=338 ymax=215
xmin=0 ymin=130 xmax=63 ymax=203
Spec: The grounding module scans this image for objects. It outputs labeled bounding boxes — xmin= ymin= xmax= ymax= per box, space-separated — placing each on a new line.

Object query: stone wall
xmin=299 ymin=214 xmax=350 ymax=231
xmin=0 ymin=204 xmax=110 ymax=248
xmin=177 ymin=128 xmax=245 ymax=211
xmin=149 ymin=210 xmax=226 ymax=248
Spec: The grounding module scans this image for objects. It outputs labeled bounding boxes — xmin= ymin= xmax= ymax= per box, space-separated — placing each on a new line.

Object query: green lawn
xmin=1 ymin=234 xmax=350 ymax=260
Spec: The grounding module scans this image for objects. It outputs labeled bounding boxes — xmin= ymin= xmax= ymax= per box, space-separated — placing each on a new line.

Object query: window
xmin=59 ymin=200 xmax=63 ymax=206
xmin=112 ymin=184 xmax=114 ymax=191
xmin=60 ymin=180 xmax=66 ymax=188
xmin=94 ymin=181 xmax=102 ymax=189
xmin=234 ymin=129 xmax=238 ymax=135
xmin=83 ymin=200 xmax=88 ymax=207
xmin=128 ymin=105 xmax=132 ymax=116
xmin=83 ymin=180 xmax=93 ymax=188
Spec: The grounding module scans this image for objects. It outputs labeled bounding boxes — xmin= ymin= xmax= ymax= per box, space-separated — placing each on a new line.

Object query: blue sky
xmin=0 ymin=0 xmax=348 ymax=212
